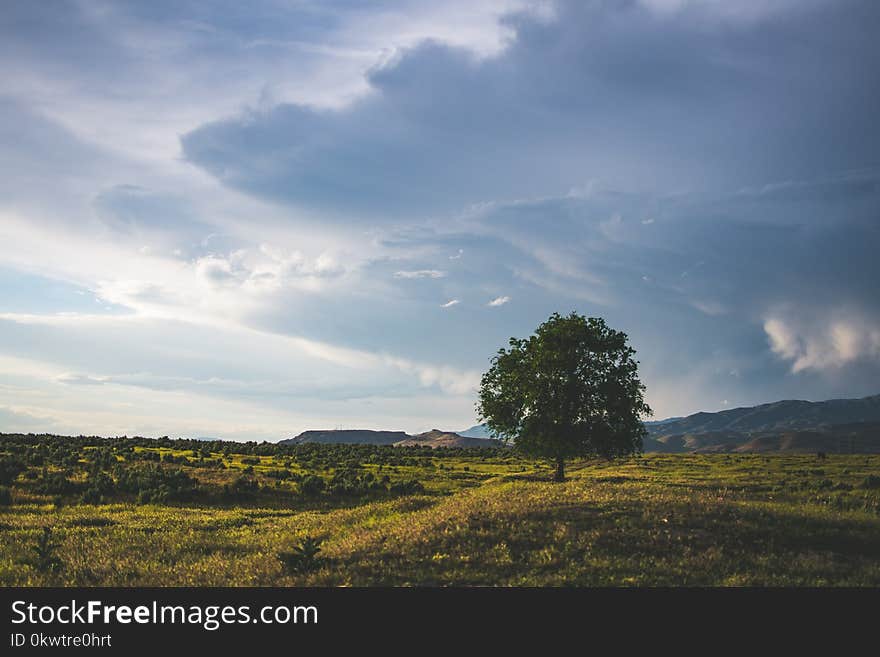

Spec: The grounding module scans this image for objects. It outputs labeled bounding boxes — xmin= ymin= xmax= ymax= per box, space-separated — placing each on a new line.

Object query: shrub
xmin=220 ymin=476 xmax=260 ymax=503
xmin=34 ymin=470 xmax=81 ymax=495
xmin=326 ymin=469 xmax=384 ymax=497
xmin=116 ymin=464 xmax=197 ymax=503
xmin=278 ymin=536 xmax=324 ymax=574
xmin=24 ymin=527 xmax=63 ymax=574
xmin=0 ymin=456 xmax=27 ymax=485
xmin=80 ymin=471 xmax=116 ymax=504
xmin=88 ymin=448 xmax=117 ymax=469
xmin=390 ymin=479 xmax=425 ymax=495
xmin=162 ymin=453 xmax=190 ymax=465
xmin=299 ymin=475 xmax=325 ymax=496
xmin=264 ymin=468 xmax=291 ymax=480
xmin=860 ymin=474 xmax=880 ymax=490
xmin=80 ymin=488 xmax=104 ymax=504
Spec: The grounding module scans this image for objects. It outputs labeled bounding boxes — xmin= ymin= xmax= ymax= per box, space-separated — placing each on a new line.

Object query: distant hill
xmin=643 ymin=417 xmax=683 ymax=427
xmin=646 ymin=395 xmax=880 ymax=453
xmin=280 ymin=430 xmax=409 ymax=446
xmin=656 ymin=423 xmax=880 ymax=454
xmin=394 ymin=429 xmax=503 ymax=449
xmin=647 ymin=394 xmax=880 ymax=438
xmin=279 ymin=428 xmax=501 ymax=448
xmin=648 ymin=425 xmax=880 ymax=455
xmin=647 ymin=430 xmax=746 ymax=453
xmin=458 ymin=424 xmax=494 ymax=439
xmin=728 ymin=424 xmax=880 ymax=453
xmin=459 ymin=394 xmax=880 ymax=453
xmin=279 ymin=395 xmax=880 ymax=451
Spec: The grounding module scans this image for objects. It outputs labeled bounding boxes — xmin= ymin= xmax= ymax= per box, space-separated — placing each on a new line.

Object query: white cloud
xmin=487 ymin=295 xmax=510 ymax=307
xmin=384 ymin=356 xmax=481 ymax=396
xmin=690 ymin=299 xmax=727 ymax=316
xmin=1 ymin=310 xmax=480 ymax=396
xmin=441 ymin=299 xmax=460 ymax=308
xmin=637 ymin=0 xmax=813 ymax=22
xmin=393 ymin=269 xmax=446 ymax=279
xmin=0 ymin=312 xmax=484 ymax=435
xmin=0 ymin=405 xmax=57 ymax=429
xmin=195 ymin=255 xmax=236 ymax=285
xmin=764 ymin=311 xmax=880 ymax=373
xmin=56 ymin=373 xmax=108 ymax=385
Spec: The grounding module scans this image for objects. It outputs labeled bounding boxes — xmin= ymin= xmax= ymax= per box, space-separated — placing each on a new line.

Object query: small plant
xmin=26 ymin=527 xmax=64 ymax=574
xmin=860 ymin=474 xmax=880 ymax=490
xmin=278 ymin=536 xmax=324 ymax=574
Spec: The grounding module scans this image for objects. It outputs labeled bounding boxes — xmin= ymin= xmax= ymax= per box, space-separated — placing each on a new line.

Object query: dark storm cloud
xmin=181 ymin=0 xmax=880 ymax=217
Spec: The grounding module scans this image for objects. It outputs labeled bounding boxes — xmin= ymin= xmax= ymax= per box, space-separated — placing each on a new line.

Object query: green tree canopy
xmin=477 ymin=312 xmax=651 ymax=481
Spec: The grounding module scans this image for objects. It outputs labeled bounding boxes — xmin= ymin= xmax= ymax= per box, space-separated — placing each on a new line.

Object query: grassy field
xmin=1 ymin=436 xmax=879 ymax=586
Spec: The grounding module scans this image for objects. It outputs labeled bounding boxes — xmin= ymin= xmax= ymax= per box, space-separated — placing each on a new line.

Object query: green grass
xmin=1 ymin=453 xmax=879 ymax=586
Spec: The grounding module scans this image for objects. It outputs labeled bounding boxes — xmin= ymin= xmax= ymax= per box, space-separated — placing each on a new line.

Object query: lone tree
xmin=477 ymin=312 xmax=651 ymax=481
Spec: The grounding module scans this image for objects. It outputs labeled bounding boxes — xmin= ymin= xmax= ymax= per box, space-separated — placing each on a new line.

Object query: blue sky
xmin=1 ymin=0 xmax=879 ymax=440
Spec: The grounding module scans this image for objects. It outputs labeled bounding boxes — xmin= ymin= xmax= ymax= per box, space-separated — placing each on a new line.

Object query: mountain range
xmin=279 ymin=394 xmax=880 ymax=453
xmin=461 ymin=394 xmax=880 ymax=453
xmin=645 ymin=394 xmax=880 ymax=436
xmin=642 ymin=394 xmax=880 ymax=453
xmin=279 ymin=428 xmax=501 ymax=449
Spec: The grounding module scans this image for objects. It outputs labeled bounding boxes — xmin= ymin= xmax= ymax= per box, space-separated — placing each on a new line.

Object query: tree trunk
xmin=553 ymin=457 xmax=565 ymax=482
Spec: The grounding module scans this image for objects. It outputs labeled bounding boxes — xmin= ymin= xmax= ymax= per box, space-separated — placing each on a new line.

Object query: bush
xmin=390 ymin=479 xmax=425 ymax=495
xmin=860 ymin=474 xmax=880 ymax=490
xmin=34 ymin=470 xmax=81 ymax=495
xmin=80 ymin=488 xmax=100 ymax=504
xmin=278 ymin=536 xmax=324 ymax=574
xmin=326 ymin=469 xmax=384 ymax=497
xmin=162 ymin=453 xmax=190 ymax=465
xmin=88 ymin=448 xmax=117 ymax=469
xmin=264 ymin=468 xmax=291 ymax=480
xmin=0 ymin=456 xmax=27 ymax=485
xmin=116 ymin=464 xmax=197 ymax=503
xmin=23 ymin=527 xmax=63 ymax=574
xmin=136 ymin=488 xmax=164 ymax=504
xmin=220 ymin=476 xmax=260 ymax=502
xmin=80 ymin=471 xmax=116 ymax=504
xmin=0 ymin=485 xmax=11 ymax=505
xmin=299 ymin=475 xmax=325 ymax=496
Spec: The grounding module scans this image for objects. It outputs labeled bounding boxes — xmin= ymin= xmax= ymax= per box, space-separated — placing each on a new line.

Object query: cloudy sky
xmin=1 ymin=0 xmax=879 ymax=440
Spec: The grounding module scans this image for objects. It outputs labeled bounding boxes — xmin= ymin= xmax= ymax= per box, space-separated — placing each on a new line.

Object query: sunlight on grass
xmin=1 ymin=453 xmax=878 ymax=586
